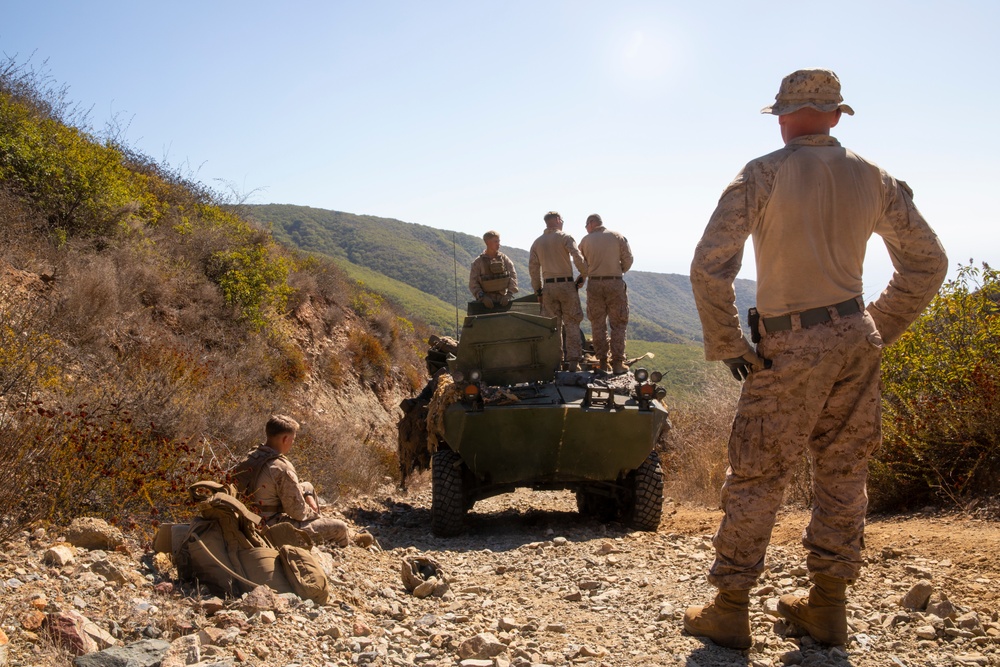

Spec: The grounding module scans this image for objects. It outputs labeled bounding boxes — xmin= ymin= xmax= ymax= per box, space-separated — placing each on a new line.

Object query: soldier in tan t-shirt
xmin=237 ymin=415 xmax=370 ymax=548
xmin=528 ymin=211 xmax=588 ymax=371
xmin=683 ymin=69 xmax=947 ymax=650
xmin=579 ymin=214 xmax=633 ymax=373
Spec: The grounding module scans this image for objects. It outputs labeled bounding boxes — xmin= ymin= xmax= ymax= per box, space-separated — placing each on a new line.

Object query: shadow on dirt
xmin=344 ymin=497 xmax=639 ymax=554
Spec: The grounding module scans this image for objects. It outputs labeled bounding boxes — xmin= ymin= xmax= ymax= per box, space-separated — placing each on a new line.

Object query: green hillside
xmin=249 ymin=204 xmax=756 ymax=344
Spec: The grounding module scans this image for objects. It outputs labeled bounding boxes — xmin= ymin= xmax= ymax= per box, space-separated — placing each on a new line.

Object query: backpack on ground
xmin=159 ymin=481 xmax=329 ymax=604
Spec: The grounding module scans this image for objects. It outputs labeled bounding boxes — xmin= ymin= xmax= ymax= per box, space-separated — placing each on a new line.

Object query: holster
xmin=748 ymin=307 xmax=761 ymax=344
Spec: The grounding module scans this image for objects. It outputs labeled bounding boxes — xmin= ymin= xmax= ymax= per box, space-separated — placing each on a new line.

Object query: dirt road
xmin=2 ymin=484 xmax=998 ymax=666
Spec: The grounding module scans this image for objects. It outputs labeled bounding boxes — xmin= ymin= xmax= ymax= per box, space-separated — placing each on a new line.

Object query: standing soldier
xmin=579 ymin=214 xmax=634 ymax=374
xmin=684 ymin=69 xmax=947 ymax=649
xmin=529 ymin=211 xmax=589 ymax=371
xmin=469 ymin=230 xmax=518 ymax=309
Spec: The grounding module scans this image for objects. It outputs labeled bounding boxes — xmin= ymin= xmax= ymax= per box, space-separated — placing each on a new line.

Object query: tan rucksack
xmin=164 ymin=481 xmax=329 ymax=604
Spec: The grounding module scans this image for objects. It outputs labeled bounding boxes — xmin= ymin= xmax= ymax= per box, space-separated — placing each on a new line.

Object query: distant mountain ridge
xmin=249 ymin=204 xmax=755 ymax=343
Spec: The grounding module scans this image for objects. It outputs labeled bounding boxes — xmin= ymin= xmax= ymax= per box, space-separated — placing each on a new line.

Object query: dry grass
xmin=660 ymin=371 xmax=739 ymax=506
xmin=660 ymin=369 xmax=816 ymax=509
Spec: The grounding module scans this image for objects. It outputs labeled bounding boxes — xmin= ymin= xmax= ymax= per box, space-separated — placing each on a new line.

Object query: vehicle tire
xmin=626 ymin=451 xmax=664 ymax=531
xmin=431 ymin=449 xmax=466 ymax=536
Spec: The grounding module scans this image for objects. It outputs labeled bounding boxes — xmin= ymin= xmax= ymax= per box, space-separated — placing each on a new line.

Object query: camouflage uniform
xmin=529 ymin=228 xmax=589 ymax=363
xmin=691 ymin=131 xmax=948 ymax=590
xmin=579 ymin=225 xmax=633 ymax=369
xmin=468 ymin=251 xmax=518 ymax=304
xmin=245 ymin=444 xmax=351 ymax=548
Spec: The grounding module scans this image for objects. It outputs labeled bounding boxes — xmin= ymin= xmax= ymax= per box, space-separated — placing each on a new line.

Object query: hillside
xmin=249 ymin=204 xmax=756 ymax=344
xmin=0 ymin=61 xmax=430 ymax=541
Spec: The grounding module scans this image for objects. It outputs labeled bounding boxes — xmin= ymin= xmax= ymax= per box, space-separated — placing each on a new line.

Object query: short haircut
xmin=587 ymin=214 xmax=603 ymax=226
xmin=543 ymin=211 xmax=561 ymax=223
xmin=265 ymin=414 xmax=300 ymax=438
xmin=483 ymin=230 xmax=499 ymax=242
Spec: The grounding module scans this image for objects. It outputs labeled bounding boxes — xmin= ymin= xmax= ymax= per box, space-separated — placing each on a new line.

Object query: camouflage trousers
xmin=586 ymin=279 xmax=629 ymax=365
xmin=541 ymin=281 xmax=584 ymax=361
xmin=708 ymin=310 xmax=883 ymax=590
xmin=264 ymin=482 xmax=352 ymax=548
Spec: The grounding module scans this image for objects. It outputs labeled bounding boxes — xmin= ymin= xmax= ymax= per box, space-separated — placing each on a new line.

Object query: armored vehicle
xmin=420 ymin=295 xmax=670 ymax=536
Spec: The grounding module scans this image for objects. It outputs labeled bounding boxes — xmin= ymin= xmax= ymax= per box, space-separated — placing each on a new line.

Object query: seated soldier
xmin=235 ymin=414 xmax=370 ymax=548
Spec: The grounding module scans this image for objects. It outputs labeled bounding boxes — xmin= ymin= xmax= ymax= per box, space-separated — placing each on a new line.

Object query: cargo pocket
xmin=727 ymin=394 xmax=779 ymax=478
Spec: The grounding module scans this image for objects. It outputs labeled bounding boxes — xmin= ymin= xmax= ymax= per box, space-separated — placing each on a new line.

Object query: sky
xmin=4 ymin=1 xmax=998 ymax=302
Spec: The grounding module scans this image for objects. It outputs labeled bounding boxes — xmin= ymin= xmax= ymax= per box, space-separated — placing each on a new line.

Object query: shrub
xmin=209 ymin=243 xmax=293 ymax=329
xmin=348 ymin=329 xmax=392 ymax=385
xmin=872 ymin=262 xmax=1000 ymax=510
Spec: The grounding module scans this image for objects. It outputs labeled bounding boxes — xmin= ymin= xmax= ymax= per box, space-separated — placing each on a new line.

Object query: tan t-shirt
xmin=691 ymin=134 xmax=947 ymax=360
xmin=579 ymin=226 xmax=633 ymax=278
xmin=528 ymin=228 xmax=588 ymax=292
xmin=251 ymin=445 xmax=318 ymax=522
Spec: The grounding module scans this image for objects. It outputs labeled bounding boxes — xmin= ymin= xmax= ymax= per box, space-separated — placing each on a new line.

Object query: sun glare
xmin=617 ymin=28 xmax=675 ymax=84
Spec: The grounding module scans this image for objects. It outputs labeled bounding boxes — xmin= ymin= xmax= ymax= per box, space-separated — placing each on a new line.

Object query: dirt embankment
xmin=2 ymin=485 xmax=999 ymax=667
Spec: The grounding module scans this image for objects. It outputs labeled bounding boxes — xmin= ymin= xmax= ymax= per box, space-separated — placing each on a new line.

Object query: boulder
xmin=65 ymin=518 xmax=125 ymax=551
xmin=72 ymin=639 xmax=171 ymax=667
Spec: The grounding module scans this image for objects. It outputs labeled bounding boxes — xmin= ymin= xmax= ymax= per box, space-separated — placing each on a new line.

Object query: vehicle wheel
xmin=626 ymin=451 xmax=663 ymax=531
xmin=431 ymin=449 xmax=466 ymax=536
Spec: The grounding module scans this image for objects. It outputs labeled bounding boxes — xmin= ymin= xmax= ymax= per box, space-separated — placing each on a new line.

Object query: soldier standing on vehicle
xmin=469 ymin=230 xmax=518 ymax=308
xmin=684 ymin=69 xmax=947 ymax=650
xmin=579 ymin=214 xmax=633 ymax=374
xmin=529 ymin=211 xmax=589 ymax=371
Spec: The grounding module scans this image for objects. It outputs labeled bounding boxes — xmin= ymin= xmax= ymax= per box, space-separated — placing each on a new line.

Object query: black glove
xmin=723 ymin=357 xmax=752 ymax=381
xmin=722 ymin=352 xmax=772 ymax=382
xmin=574 ymin=275 xmax=585 ymax=290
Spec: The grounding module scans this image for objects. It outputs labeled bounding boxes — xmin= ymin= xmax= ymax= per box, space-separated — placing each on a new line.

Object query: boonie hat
xmin=761 ymin=68 xmax=855 ymax=116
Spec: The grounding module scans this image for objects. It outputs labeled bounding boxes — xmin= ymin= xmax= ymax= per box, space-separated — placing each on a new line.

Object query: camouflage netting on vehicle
xmin=426 ymin=373 xmax=524 ymax=444
xmin=554 ymin=370 xmax=636 ymax=395
xmin=427 ymin=373 xmax=461 ymax=449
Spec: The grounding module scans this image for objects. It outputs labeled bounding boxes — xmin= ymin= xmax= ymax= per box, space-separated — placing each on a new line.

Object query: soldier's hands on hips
xmin=574 ymin=275 xmax=585 ymax=290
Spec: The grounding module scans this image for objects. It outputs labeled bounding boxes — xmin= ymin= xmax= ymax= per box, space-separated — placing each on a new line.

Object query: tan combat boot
xmin=777 ymin=572 xmax=848 ymax=645
xmin=566 ymin=359 xmax=581 ymax=372
xmin=683 ymin=589 xmax=751 ymax=650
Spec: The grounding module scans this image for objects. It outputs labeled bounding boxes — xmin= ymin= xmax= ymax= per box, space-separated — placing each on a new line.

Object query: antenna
xmin=453 ymin=231 xmax=460 ymax=338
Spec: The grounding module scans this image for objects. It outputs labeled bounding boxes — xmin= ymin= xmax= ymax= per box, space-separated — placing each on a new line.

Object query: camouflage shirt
xmin=691 ymin=134 xmax=948 ymax=361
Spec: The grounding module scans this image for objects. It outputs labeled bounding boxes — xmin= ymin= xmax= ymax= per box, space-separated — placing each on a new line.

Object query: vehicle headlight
xmin=650 ymin=371 xmax=662 ymax=383
xmin=634 ymin=368 xmax=649 ymax=382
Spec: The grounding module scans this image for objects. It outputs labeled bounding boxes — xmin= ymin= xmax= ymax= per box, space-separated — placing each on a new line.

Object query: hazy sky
xmin=4 ymin=1 xmax=997 ymax=301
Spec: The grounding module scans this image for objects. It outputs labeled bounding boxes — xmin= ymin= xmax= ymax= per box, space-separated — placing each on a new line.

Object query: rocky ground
xmin=2 ymin=480 xmax=999 ymax=667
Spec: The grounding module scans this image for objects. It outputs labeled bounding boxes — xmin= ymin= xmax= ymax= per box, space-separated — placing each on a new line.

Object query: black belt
xmin=544 ymin=277 xmax=573 ymax=283
xmin=589 ymin=276 xmax=622 ymax=281
xmin=762 ymin=297 xmax=862 ymax=332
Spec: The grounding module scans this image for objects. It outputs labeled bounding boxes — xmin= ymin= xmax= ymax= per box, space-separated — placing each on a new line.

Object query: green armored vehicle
xmin=421 ymin=295 xmax=670 ymax=536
